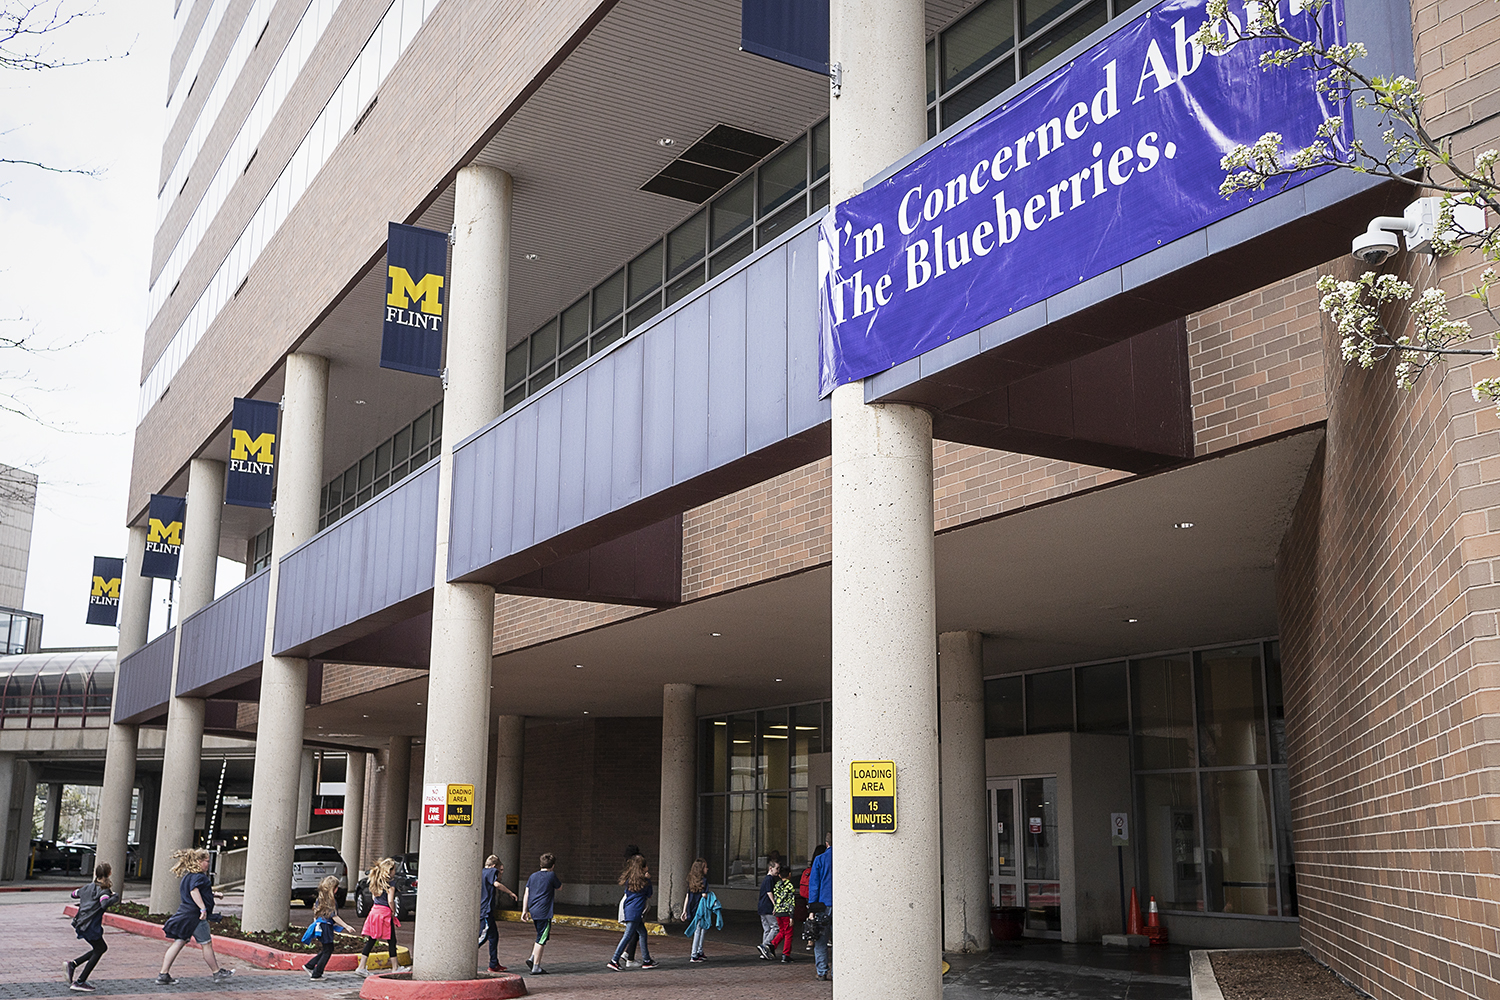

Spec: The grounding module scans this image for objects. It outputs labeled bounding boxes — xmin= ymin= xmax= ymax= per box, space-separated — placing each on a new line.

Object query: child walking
xmin=606 ymin=855 xmax=655 ymax=971
xmin=357 ymin=858 xmax=401 ymax=976
xmin=158 ymin=849 xmax=233 ymax=985
xmin=520 ymin=853 xmax=562 ymax=976
xmin=681 ymin=858 xmax=710 ymax=962
xmin=66 ymin=862 xmax=115 ymax=992
xmin=479 ymin=855 xmax=520 ymax=972
xmin=303 ymin=876 xmax=357 ymax=979
xmin=769 ymin=865 xmax=798 ymax=961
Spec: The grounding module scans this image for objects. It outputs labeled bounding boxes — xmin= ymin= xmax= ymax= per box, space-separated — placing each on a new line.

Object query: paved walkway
xmin=1 ymin=891 xmax=1190 ymax=999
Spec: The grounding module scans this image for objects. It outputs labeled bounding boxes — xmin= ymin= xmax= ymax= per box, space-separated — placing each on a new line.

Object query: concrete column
xmin=136 ymin=773 xmax=159 ymax=878
xmin=296 ymin=750 xmax=316 ymax=837
xmin=383 ymin=736 xmax=412 ymax=858
xmin=11 ymin=762 xmax=37 ymax=879
xmin=658 ymin=683 xmax=696 ymax=923
xmin=940 ymin=631 xmax=991 ymax=953
xmin=149 ymin=458 xmax=225 ymax=912
xmin=97 ymin=525 xmax=151 ymax=885
xmin=0 ymin=752 xmax=15 ymax=880
xmin=412 ymin=164 xmax=510 ymax=982
xmin=242 ymin=354 xmax=327 ymax=931
xmin=342 ymin=751 xmax=366 ymax=872
xmin=491 ymin=716 xmax=523 ymax=895
xmin=41 ymin=783 xmax=63 ymax=841
xmin=828 ymin=0 xmax=937 ymax=993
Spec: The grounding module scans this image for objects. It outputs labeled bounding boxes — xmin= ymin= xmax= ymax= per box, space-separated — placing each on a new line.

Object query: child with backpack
xmin=302 ymin=875 xmax=358 ymax=979
xmin=769 ymin=866 xmax=798 ymax=961
xmin=66 ymin=862 xmax=115 ymax=992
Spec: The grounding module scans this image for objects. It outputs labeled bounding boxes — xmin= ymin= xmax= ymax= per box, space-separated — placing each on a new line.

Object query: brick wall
xmin=1188 ymin=268 xmax=1328 ymax=456
xmin=518 ymin=718 xmax=661 ymax=895
xmin=321 ymin=663 xmax=424 ymax=702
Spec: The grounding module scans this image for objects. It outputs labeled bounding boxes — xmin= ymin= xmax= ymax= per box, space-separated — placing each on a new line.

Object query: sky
xmin=0 ymin=1 xmax=237 ymax=648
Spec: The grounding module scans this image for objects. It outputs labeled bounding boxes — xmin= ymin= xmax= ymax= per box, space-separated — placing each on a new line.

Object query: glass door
xmin=987 ymin=780 xmax=1020 ymax=907
xmin=988 ymin=775 xmax=1063 ymax=938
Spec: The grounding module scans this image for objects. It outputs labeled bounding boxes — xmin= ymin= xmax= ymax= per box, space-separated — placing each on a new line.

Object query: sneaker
xmin=781 ymin=954 xmax=793 ymax=963
xmin=606 ymin=961 xmax=622 ymax=972
xmin=211 ymin=968 xmax=235 ymax=982
xmin=524 ymin=958 xmax=533 ymax=970
xmin=531 ymin=967 xmax=549 ymax=975
xmin=309 ymin=972 xmax=323 ymax=980
xmin=639 ymin=960 xmax=658 ymax=969
xmin=70 ymin=982 xmax=97 ymax=993
xmin=689 ymin=955 xmax=705 ymax=963
xmin=66 ymin=960 xmax=77 ymax=984
xmin=155 ymin=974 xmax=176 ymax=985
xmin=488 ymin=964 xmax=504 ymax=972
xmin=758 ymin=945 xmax=772 ymax=960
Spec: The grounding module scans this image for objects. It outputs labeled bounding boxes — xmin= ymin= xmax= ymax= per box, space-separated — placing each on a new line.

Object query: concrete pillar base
xmin=359 ymin=972 xmax=526 ymax=1000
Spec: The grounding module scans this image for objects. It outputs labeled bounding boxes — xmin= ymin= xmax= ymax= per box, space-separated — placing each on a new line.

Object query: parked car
xmin=291 ymin=845 xmax=348 ymax=907
xmin=353 ymin=852 xmax=417 ymax=921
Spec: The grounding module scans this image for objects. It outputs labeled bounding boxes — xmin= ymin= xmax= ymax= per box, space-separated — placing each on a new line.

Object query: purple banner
xmin=820 ymin=0 xmax=1347 ymax=395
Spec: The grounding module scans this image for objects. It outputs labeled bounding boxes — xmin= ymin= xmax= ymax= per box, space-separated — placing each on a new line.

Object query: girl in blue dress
xmin=157 ymin=849 xmax=233 ymax=985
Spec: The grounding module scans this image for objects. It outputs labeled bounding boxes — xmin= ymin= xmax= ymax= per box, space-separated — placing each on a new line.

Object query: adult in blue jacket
xmin=807 ymin=835 xmax=833 ymax=980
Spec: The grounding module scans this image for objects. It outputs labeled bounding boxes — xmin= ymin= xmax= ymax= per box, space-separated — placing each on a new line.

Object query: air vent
xmin=641 ymin=124 xmax=784 ymax=204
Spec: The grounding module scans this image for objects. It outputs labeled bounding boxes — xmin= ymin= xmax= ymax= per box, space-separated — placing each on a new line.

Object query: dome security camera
xmin=1351 ymin=228 xmax=1400 ymax=265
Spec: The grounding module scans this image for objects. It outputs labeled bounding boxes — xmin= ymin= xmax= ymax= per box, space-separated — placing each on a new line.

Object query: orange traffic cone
xmin=1145 ymin=895 xmax=1168 ymax=945
xmin=1126 ymin=887 xmax=1145 ymax=936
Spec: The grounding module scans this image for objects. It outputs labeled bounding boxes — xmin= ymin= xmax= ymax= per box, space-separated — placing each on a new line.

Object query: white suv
xmin=291 ymin=846 xmax=348 ymax=907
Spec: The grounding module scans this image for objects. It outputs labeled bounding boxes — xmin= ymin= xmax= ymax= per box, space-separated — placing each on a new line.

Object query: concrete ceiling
xmin=294 ymin=427 xmax=1322 ymax=740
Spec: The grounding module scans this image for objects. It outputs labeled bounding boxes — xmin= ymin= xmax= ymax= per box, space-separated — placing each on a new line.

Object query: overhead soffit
xmin=286 ymin=0 xmax=973 ymax=511
xmin=296 ymin=429 xmax=1320 ymax=733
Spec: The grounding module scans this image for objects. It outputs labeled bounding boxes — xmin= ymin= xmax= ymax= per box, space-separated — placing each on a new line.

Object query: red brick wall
xmin=518 ymin=718 xmax=661 ymax=894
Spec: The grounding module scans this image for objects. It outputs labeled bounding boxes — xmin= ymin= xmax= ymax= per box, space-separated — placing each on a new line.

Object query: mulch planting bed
xmin=1211 ymin=950 xmax=1365 ymax=1000
xmin=115 ymin=901 xmax=365 ymax=953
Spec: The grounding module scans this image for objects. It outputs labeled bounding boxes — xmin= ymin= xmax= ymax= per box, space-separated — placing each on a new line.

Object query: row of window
xmin=503 ymin=119 xmax=832 ymax=412
xmin=925 ymin=0 xmax=1148 ymax=135
xmin=319 ymin=401 xmax=443 ymax=530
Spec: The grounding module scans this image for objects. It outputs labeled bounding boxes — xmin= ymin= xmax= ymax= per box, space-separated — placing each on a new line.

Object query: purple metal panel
xmin=641 ymin=315 xmax=675 ymax=498
xmin=558 ymin=376 xmax=589 ymax=533
xmin=673 ymin=295 xmax=711 ymax=483
xmin=745 ymin=244 xmax=789 ymax=453
xmin=707 ymin=273 xmax=748 ymax=469
xmin=784 ymin=225 xmax=827 ymax=436
xmin=611 ymin=338 xmax=644 ymax=509
xmin=177 ymin=569 xmax=269 ymax=698
xmin=487 ymin=423 xmax=517 ymax=567
xmin=509 ymin=404 xmax=539 ymax=555
xmin=582 ymin=362 xmax=615 ymax=522
xmin=114 ymin=627 xmax=175 ymax=724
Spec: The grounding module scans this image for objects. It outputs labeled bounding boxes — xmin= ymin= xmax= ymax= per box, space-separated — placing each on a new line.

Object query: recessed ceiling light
xmin=658 ymin=137 xmax=674 ymax=147
xmin=710 ymin=632 xmax=722 ymax=637
xmin=575 ymin=664 xmax=584 ymax=669
xmin=583 ymin=710 xmax=589 ymax=715
xmin=1173 ymin=521 xmax=1194 ymax=529
xmin=415 ymin=702 xmax=422 ymax=706
xmin=523 ymin=253 xmax=539 ymax=261
xmin=775 ymin=678 xmax=782 ymax=682
xmin=354 ymin=399 xmax=366 ymax=405
xmin=362 ymin=714 xmax=369 ymax=718
xmin=1125 ymin=618 xmax=1139 ymax=623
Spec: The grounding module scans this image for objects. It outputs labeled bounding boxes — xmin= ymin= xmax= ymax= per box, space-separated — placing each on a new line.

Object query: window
xmin=318 ymin=401 xmax=442 ymax=529
xmin=927 ymin=0 xmax=1143 ymax=136
xmin=982 ymin=639 xmax=1296 ymax=918
xmin=698 ymin=701 xmax=830 ymax=886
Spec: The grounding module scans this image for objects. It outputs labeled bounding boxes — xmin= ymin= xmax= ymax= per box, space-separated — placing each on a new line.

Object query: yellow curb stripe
xmin=495 ymin=910 xmax=666 ymax=936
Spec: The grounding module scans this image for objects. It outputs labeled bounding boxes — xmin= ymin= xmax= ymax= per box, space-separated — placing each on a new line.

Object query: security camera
xmin=1351 ymin=228 xmax=1400 ymax=265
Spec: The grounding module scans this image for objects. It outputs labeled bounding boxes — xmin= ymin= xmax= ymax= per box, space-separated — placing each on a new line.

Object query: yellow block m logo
xmin=148 ymin=519 xmax=182 ymax=546
xmin=388 ymin=266 xmax=444 ymax=315
xmin=91 ymin=576 xmax=120 ymax=598
xmin=231 ymin=430 xmax=276 ymax=463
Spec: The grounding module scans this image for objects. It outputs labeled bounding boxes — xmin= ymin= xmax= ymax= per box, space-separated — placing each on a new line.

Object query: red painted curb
xmin=359 ymin=971 xmax=527 ymax=1000
xmin=63 ymin=905 xmax=360 ymax=971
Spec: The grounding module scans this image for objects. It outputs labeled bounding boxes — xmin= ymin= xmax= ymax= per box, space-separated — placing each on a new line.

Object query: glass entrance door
xmin=988 ymin=775 xmax=1063 ymax=937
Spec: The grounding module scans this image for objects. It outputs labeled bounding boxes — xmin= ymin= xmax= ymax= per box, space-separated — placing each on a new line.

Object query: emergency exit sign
xmin=850 ymin=760 xmax=896 ymax=832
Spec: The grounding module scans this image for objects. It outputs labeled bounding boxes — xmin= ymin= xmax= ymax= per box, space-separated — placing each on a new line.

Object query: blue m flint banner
xmin=226 ymin=397 xmax=279 ymax=509
xmin=86 ymin=556 xmax=124 ymax=626
xmin=742 ymin=0 xmax=829 ymax=75
xmin=819 ymin=0 xmax=1349 ymax=395
xmin=142 ymin=494 xmax=186 ymax=580
xmin=382 ymin=222 xmax=449 ymax=378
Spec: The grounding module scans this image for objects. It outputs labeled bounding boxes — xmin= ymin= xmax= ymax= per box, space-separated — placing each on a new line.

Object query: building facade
xmin=96 ymin=0 xmax=1499 ymax=995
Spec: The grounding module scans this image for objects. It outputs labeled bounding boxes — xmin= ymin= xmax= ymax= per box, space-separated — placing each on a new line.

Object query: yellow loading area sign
xmin=850 ymin=761 xmax=896 ymax=832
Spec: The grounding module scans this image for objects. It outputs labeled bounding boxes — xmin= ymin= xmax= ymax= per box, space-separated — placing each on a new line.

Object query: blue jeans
xmin=690 ymin=925 xmax=706 ymax=957
xmin=612 ymin=918 xmax=651 ymax=964
xmin=813 ymin=908 xmax=831 ymax=976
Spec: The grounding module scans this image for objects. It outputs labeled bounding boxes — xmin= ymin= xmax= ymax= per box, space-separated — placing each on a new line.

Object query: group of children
xmin=61 ymin=846 xmax=783 ymax=986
